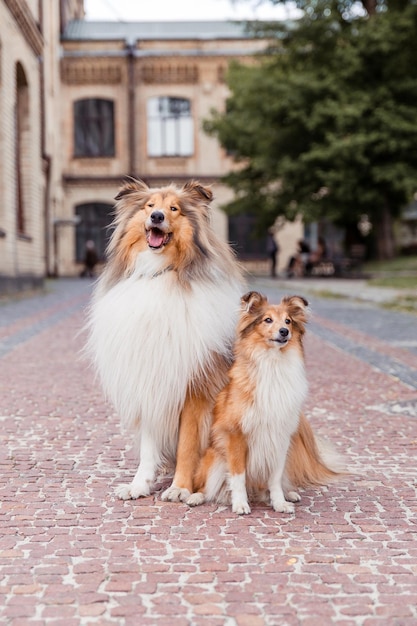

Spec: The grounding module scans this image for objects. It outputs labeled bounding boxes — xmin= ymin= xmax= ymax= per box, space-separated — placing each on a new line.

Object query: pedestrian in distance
xmin=80 ymin=240 xmax=99 ymax=278
xmin=266 ymin=228 xmax=279 ymax=278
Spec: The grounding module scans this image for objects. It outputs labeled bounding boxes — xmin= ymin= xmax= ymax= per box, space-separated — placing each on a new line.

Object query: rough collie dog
xmin=87 ymin=178 xmax=245 ymax=501
xmin=187 ymin=291 xmax=341 ymax=514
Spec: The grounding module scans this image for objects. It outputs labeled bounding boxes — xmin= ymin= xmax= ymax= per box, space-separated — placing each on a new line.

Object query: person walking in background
xmin=80 ymin=240 xmax=99 ymax=278
xmin=266 ymin=229 xmax=279 ymax=277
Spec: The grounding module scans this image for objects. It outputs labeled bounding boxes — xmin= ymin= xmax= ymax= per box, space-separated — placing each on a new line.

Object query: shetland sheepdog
xmin=87 ymin=178 xmax=245 ymax=501
xmin=187 ymin=291 xmax=342 ymax=514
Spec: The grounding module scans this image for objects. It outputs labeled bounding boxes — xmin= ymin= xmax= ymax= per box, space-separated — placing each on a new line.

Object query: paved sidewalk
xmin=1 ymin=278 xmax=417 ymax=625
xmin=257 ymin=275 xmax=412 ymax=305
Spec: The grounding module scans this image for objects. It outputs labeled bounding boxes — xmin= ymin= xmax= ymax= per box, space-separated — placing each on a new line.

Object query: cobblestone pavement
xmin=1 ymin=277 xmax=416 ymax=626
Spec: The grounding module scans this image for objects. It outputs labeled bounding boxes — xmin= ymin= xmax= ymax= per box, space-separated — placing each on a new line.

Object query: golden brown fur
xmin=88 ymin=179 xmax=245 ymax=502
xmin=188 ymin=291 xmax=343 ymax=514
xmin=90 ymin=178 xmax=342 ymax=506
xmin=96 ymin=178 xmax=240 ymax=296
xmin=287 ymin=414 xmax=341 ymax=488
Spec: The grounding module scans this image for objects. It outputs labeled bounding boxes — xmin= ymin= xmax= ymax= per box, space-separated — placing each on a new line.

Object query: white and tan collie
xmin=87 ymin=178 xmax=245 ymax=501
xmin=187 ymin=291 xmax=342 ymax=514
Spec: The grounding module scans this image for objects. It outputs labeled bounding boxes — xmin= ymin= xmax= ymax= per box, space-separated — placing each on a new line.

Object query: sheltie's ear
xmin=283 ymin=295 xmax=310 ymax=325
xmin=115 ymin=177 xmax=149 ymax=201
xmin=241 ymin=291 xmax=267 ymax=314
xmin=182 ymin=180 xmax=213 ymax=203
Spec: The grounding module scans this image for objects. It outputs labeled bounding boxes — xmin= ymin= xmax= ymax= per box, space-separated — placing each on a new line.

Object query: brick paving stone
xmin=1 ymin=277 xmax=417 ymax=624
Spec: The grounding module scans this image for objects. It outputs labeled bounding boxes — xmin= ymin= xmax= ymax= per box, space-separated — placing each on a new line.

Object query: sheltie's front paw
xmin=186 ymin=492 xmax=206 ymax=507
xmin=161 ymin=485 xmax=191 ymax=502
xmin=271 ymin=499 xmax=295 ymax=514
xmin=232 ymin=500 xmax=251 ymax=515
xmin=286 ymin=490 xmax=301 ymax=503
xmin=115 ymin=482 xmax=150 ymax=500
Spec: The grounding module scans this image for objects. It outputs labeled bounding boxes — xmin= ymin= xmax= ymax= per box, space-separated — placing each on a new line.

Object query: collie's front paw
xmin=286 ymin=490 xmax=301 ymax=503
xmin=115 ymin=483 xmax=150 ymax=500
xmin=186 ymin=492 xmax=206 ymax=507
xmin=161 ymin=485 xmax=191 ymax=502
xmin=232 ymin=500 xmax=251 ymax=515
xmin=271 ymin=499 xmax=295 ymax=514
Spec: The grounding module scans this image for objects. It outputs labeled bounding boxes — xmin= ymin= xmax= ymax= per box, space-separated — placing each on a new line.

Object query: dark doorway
xmin=228 ymin=214 xmax=265 ymax=259
xmin=75 ymin=203 xmax=114 ymax=262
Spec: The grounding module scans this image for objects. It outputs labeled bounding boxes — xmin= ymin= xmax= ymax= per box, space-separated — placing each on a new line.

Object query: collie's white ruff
xmin=88 ymin=249 xmax=243 ymax=496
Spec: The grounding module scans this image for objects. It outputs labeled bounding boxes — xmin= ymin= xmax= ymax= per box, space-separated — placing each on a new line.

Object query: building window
xmin=73 ymin=98 xmax=115 ymax=157
xmin=147 ymin=96 xmax=193 ymax=157
xmin=75 ymin=202 xmax=114 ymax=262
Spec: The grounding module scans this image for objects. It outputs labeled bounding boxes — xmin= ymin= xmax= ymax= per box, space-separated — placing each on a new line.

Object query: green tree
xmin=206 ymin=1 xmax=417 ymax=258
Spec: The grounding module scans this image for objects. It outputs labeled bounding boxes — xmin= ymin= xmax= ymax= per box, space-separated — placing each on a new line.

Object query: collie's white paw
xmin=186 ymin=492 xmax=206 ymax=507
xmin=232 ymin=500 xmax=251 ymax=515
xmin=115 ymin=483 xmax=150 ymax=500
xmin=161 ymin=485 xmax=191 ymax=502
xmin=272 ymin=499 xmax=295 ymax=514
xmin=286 ymin=490 xmax=301 ymax=503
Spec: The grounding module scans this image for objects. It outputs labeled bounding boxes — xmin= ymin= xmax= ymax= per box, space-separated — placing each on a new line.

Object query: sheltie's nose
xmin=279 ymin=328 xmax=289 ymax=338
xmin=150 ymin=211 xmax=165 ymax=224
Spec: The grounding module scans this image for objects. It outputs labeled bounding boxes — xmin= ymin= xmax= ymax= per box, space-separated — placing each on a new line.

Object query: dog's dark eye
xmin=148 ymin=203 xmax=154 ymax=208
xmin=170 ymin=206 xmax=178 ymax=212
xmin=285 ymin=318 xmax=291 ymax=325
xmin=264 ymin=317 xmax=273 ymax=324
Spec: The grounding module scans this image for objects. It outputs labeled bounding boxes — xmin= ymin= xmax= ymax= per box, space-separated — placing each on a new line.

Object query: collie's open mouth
xmin=146 ymin=228 xmax=172 ymax=249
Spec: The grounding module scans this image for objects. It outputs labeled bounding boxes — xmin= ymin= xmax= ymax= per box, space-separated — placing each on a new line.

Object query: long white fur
xmin=88 ymin=247 xmax=243 ymax=496
xmin=242 ymin=346 xmax=307 ymax=480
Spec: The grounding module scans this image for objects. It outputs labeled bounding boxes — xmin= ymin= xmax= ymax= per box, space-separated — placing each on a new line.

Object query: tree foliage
xmin=206 ymin=1 xmax=417 ymax=257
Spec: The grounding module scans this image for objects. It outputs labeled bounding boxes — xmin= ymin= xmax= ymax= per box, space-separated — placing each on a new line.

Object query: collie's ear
xmin=182 ymin=180 xmax=213 ymax=203
xmin=241 ymin=291 xmax=267 ymax=314
xmin=115 ymin=177 xmax=149 ymax=201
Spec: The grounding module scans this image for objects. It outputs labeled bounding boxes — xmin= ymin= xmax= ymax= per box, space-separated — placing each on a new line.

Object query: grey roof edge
xmin=62 ymin=48 xmax=262 ymax=58
xmin=62 ymin=18 xmax=282 ymax=43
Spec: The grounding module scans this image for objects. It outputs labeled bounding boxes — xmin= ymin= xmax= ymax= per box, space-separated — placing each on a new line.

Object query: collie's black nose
xmin=279 ymin=328 xmax=289 ymax=338
xmin=150 ymin=211 xmax=165 ymax=224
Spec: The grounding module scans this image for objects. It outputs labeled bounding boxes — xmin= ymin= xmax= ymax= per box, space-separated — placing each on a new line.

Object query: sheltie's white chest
xmin=241 ymin=348 xmax=308 ymax=482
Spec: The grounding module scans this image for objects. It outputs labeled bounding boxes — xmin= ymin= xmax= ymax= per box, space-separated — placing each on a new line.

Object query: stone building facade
xmin=0 ymin=0 xmax=84 ymax=293
xmin=58 ymin=19 xmax=282 ymax=277
xmin=0 ymin=2 xmax=301 ymax=291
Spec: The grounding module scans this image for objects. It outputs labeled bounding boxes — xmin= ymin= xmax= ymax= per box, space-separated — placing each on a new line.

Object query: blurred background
xmin=1 ymin=0 xmax=416 ymax=294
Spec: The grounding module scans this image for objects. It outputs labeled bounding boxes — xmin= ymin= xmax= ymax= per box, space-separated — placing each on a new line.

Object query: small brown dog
xmin=188 ymin=291 xmax=342 ymax=514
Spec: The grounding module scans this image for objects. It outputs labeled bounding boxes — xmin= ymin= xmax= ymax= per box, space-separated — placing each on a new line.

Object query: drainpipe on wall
xmin=39 ymin=0 xmax=52 ymax=278
xmin=43 ymin=154 xmax=52 ymax=276
xmin=127 ymin=43 xmax=136 ymax=177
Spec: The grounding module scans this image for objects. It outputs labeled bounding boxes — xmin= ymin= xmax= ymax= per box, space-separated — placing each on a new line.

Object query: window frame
xmin=73 ymin=98 xmax=115 ymax=158
xmin=147 ymin=96 xmax=194 ymax=158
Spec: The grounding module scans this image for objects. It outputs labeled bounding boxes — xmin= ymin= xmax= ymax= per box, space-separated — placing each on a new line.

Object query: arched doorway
xmin=75 ymin=203 xmax=114 ymax=263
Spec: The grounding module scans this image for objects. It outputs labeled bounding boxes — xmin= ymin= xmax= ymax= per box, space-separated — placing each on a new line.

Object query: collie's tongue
xmin=148 ymin=229 xmax=165 ymax=248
